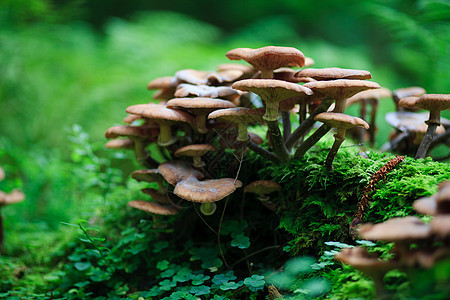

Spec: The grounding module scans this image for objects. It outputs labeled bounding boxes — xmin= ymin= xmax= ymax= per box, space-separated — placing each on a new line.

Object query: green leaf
xmin=230 ymin=233 xmax=250 ymax=249
xmin=156 ymin=260 xmax=170 ymax=271
xmin=74 ymin=261 xmax=92 ymax=271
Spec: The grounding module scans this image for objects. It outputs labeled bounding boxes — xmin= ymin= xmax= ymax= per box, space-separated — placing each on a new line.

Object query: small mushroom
xmin=157 ymin=160 xmax=204 ymax=186
xmin=174 ymin=144 xmax=217 ymax=168
xmin=105 ymin=138 xmax=134 ymax=150
xmin=232 ymin=79 xmax=313 ymax=122
xmin=314 ymin=112 xmax=369 ymax=171
xmin=127 ymin=200 xmax=179 ymax=215
xmin=414 ymin=94 xmax=450 ymax=159
xmin=244 ymin=180 xmax=281 ymax=211
xmin=126 ymin=104 xmax=195 ymax=146
xmin=104 ymin=124 xmax=158 ymax=167
xmin=208 ymin=107 xmax=265 ymax=142
xmin=392 ymin=86 xmax=426 ymax=111
xmin=174 ymin=176 xmax=242 ymax=215
xmin=295 ymin=67 xmax=372 ymax=81
xmin=166 ymin=97 xmax=236 ymax=134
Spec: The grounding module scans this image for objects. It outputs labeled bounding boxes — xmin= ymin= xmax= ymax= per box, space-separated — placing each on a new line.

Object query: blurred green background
xmin=0 ymin=0 xmax=449 ymax=245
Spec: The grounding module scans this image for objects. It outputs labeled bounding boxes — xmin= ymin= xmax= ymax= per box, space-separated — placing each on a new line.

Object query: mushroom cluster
xmin=0 ymin=166 xmax=25 ymax=252
xmin=336 ymin=181 xmax=450 ymax=298
xmin=105 ymin=45 xmax=447 ymax=218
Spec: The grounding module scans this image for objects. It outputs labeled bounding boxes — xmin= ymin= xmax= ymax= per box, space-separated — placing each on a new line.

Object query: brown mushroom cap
xmin=315 ymin=112 xmax=369 ymax=131
xmin=158 ymin=160 xmax=204 ymax=186
xmin=123 ymin=114 xmax=143 ymax=124
xmin=175 ymin=69 xmax=243 ymax=86
xmin=225 ymin=46 xmax=306 ymax=72
xmin=358 ymin=216 xmax=431 ymax=242
xmin=126 ymin=104 xmax=195 ymax=146
xmin=174 ymin=176 xmax=242 ymax=203
xmin=232 ymin=79 xmax=313 ymax=121
xmin=335 ymin=247 xmax=398 ymax=276
xmin=346 ymin=87 xmax=392 ymax=106
xmin=105 ymin=139 xmax=135 ymax=150
xmin=208 ymin=107 xmax=265 ymax=141
xmin=127 ymin=200 xmax=179 ymax=215
xmin=385 ymin=111 xmax=448 ymax=134
xmin=413 ymin=196 xmax=437 ymax=216
xmin=304 ymin=79 xmax=380 ymax=101
xmin=147 ymin=76 xmax=177 ymax=90
xmin=393 ymin=87 xmax=426 ymax=100
xmin=296 ymin=68 xmax=372 ymax=81
xmin=0 ymin=189 xmax=25 ymax=206
xmin=126 ymin=104 xmax=194 ymax=125
xmin=398 ymin=97 xmax=420 ymax=110
xmin=131 ymin=169 xmax=163 ymax=182
xmin=141 ymin=188 xmax=171 ymax=204
xmin=174 ymin=84 xmax=240 ymax=100
xmin=430 ymin=215 xmax=450 ymax=239
xmin=216 ymin=63 xmax=256 ymax=75
xmin=105 ymin=125 xmax=148 ymax=139
xmin=174 ymin=144 xmax=217 ymax=158
xmin=415 ymin=94 xmax=450 ymax=123
xmin=166 ymin=97 xmax=236 ymax=112
xmin=244 ymin=180 xmax=281 ymax=195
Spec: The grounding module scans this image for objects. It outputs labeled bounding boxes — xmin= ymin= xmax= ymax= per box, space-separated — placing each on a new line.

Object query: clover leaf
xmin=243 ymin=275 xmax=265 ymax=291
xmin=159 ymin=279 xmax=177 ymax=291
xmin=220 ymin=281 xmax=242 ymax=291
xmin=191 ymin=274 xmax=210 ymax=285
xmin=189 ymin=285 xmax=211 ymax=296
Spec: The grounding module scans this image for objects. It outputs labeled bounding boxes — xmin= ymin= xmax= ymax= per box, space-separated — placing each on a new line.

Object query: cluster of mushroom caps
xmin=335 ymin=181 xmax=450 ymax=299
xmin=104 ymin=45 xmax=389 ymax=215
xmin=0 ymin=166 xmax=25 ymax=252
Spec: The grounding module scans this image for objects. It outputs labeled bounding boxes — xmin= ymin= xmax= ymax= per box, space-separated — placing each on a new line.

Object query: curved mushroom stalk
xmin=414 ymin=94 xmax=450 ymax=159
xmin=314 ymin=113 xmax=369 ymax=171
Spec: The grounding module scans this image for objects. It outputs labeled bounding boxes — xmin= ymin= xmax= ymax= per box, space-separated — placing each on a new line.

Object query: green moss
xmin=255 ymin=141 xmax=450 ymax=256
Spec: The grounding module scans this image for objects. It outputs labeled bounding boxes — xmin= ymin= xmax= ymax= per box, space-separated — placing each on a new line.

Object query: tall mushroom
xmin=166 ymin=97 xmax=236 ymax=134
xmin=414 ymin=94 xmax=450 ymax=159
xmin=126 ymin=104 xmax=195 ymax=147
xmin=314 ymin=112 xmax=369 ymax=171
xmin=174 ymin=144 xmax=217 ymax=168
xmin=294 ymin=79 xmax=379 ymax=159
xmin=225 ymin=46 xmax=306 ymax=79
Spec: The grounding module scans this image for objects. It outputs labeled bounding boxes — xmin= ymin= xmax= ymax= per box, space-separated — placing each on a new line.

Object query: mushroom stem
xmin=237 ymin=123 xmax=249 ymax=142
xmin=293 ymin=123 xmax=332 ymax=159
xmin=415 ymin=121 xmax=440 ymax=159
xmin=281 ymin=111 xmax=291 ymax=142
xmin=158 ymin=123 xmax=177 ymax=146
xmin=246 ymin=140 xmax=280 ymax=163
xmin=260 ymin=70 xmax=273 ymax=79
xmin=285 ymin=99 xmax=333 ymax=150
xmin=200 ymin=202 xmax=217 ymax=215
xmin=325 ymin=131 xmax=346 ymax=171
xmin=267 ymin=120 xmax=290 ymax=162
xmin=263 ymin=102 xmax=281 ymax=122
xmin=368 ymin=100 xmax=378 ymax=147
xmin=133 ymin=139 xmax=159 ymax=168
xmin=196 ymin=114 xmax=208 ymax=134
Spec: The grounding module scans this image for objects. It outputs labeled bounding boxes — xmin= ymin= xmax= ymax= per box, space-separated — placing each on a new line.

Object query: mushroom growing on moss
xmin=414 ymin=94 xmax=450 ymax=159
xmin=314 ymin=112 xmax=369 ymax=171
